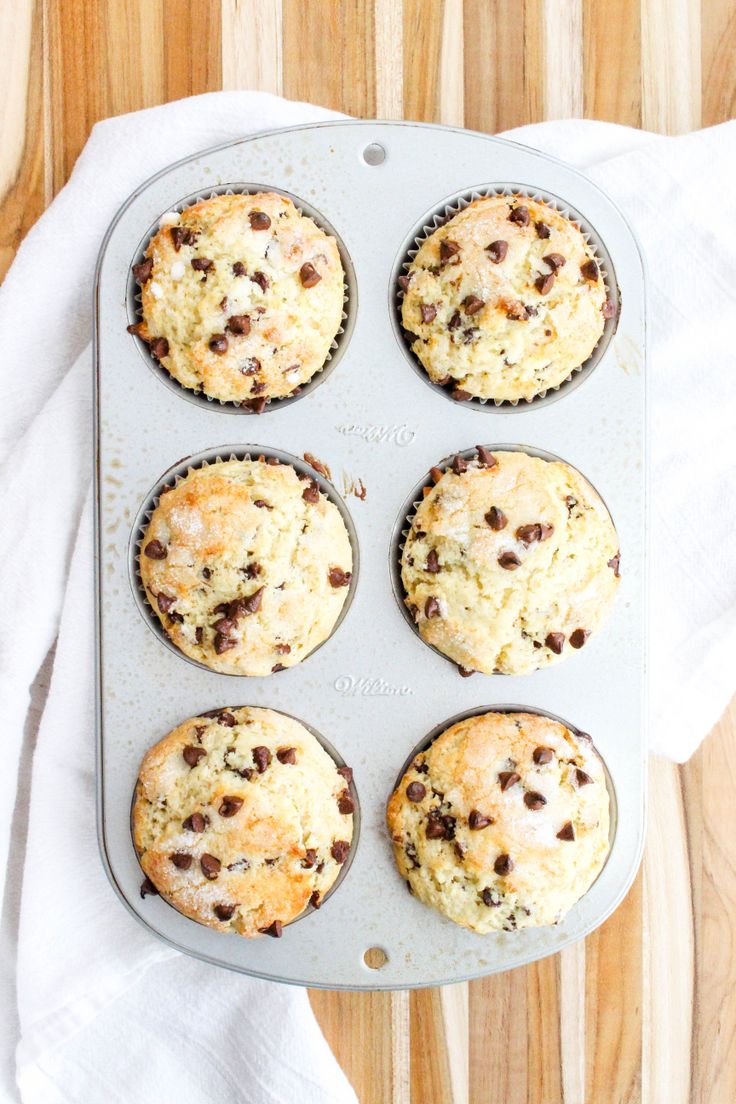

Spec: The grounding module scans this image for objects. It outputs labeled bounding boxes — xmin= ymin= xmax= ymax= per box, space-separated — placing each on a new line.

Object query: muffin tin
xmin=95 ymin=120 xmax=647 ymax=990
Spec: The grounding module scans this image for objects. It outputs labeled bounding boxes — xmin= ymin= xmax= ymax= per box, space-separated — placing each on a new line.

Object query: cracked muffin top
xmin=133 ymin=706 xmax=355 ymax=938
xmin=129 ymin=192 xmax=345 ymax=408
xmin=387 ymin=710 xmax=610 ymax=933
xmin=400 ymin=195 xmax=612 ymax=404
xmin=400 ymin=447 xmax=620 ymax=676
xmin=139 ymin=457 xmax=353 ymax=676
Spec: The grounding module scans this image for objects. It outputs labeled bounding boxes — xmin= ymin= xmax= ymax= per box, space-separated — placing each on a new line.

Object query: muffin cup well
xmin=389 ymin=443 xmax=620 ymax=674
xmin=132 ymin=704 xmax=360 ymax=932
xmin=390 ymin=184 xmax=620 ymax=411
xmin=129 ymin=445 xmax=360 ymax=673
xmin=127 ymin=184 xmax=356 ymax=414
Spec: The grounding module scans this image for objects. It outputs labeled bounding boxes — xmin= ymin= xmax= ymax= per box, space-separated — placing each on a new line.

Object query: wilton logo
xmin=334 ymin=675 xmax=414 ymax=697
xmin=336 ymin=423 xmax=415 ymax=447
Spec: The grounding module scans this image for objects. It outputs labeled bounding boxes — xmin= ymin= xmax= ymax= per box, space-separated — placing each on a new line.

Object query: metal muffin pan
xmin=94 ymin=120 xmax=647 ymax=991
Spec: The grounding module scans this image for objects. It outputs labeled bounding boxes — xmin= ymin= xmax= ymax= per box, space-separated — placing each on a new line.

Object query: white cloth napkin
xmin=1 ymin=91 xmax=734 ymax=1102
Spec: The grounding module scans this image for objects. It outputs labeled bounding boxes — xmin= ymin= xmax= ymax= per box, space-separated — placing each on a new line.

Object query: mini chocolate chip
xmin=149 ymin=337 xmax=169 ymax=361
xmin=338 ymin=790 xmax=355 ymax=815
xmin=507 ymin=301 xmax=530 ymax=321
xmin=213 ymin=617 xmax=236 ymax=637
xmin=420 ymin=303 xmax=437 ymax=323
xmin=544 ymin=253 xmax=567 ymax=272
xmin=133 ymin=258 xmax=153 ymax=284
xmin=271 ymin=663 xmax=285 ymax=673
xmin=242 ymin=587 xmax=264 ymax=615
xmin=516 ymin=523 xmax=553 ymax=545
xmin=569 ymin=628 xmax=590 ymax=649
xmin=451 ymin=388 xmax=472 ymax=401
xmin=494 ymin=853 xmax=514 ymax=875
xmin=214 ymin=633 xmax=237 ymax=654
xmin=499 ymin=771 xmax=520 ymax=791
xmin=469 ymin=810 xmax=493 ymax=830
xmin=425 ymin=596 xmax=440 ymax=618
xmin=328 ymin=567 xmax=352 ymax=588
xmin=476 ymin=446 xmax=497 ymax=468
xmin=524 ymin=791 xmax=547 ymax=810
xmin=602 ymin=299 xmax=616 ymax=319
xmin=233 ymin=261 xmax=247 ymax=276
xmin=170 ymin=226 xmax=187 ymax=251
xmin=337 ymin=765 xmax=353 ymax=784
xmin=300 ymin=262 xmax=321 ymax=287
xmin=249 ymin=210 xmax=271 ymax=230
xmin=458 ymin=665 xmax=475 ymax=678
xmin=183 ymin=745 xmax=206 ymax=768
xmin=156 ymin=592 xmax=175 ymax=613
xmin=331 ymin=840 xmax=350 ymax=863
xmin=452 ymin=454 xmax=468 ymax=475
xmin=144 ymin=539 xmax=167 ymax=559
xmin=191 ymin=257 xmax=213 ymax=272
xmin=485 ymin=506 xmax=507 ymax=530
xmin=254 ymin=499 xmax=270 ymax=509
xmin=545 ymin=632 xmax=565 ymax=655
xmin=140 ymin=876 xmax=158 ymax=898
xmin=447 ymin=311 xmax=461 ymax=331
xmin=439 ymin=239 xmax=460 ymax=262
xmin=195 ymin=626 xmax=204 ymax=645
xmin=535 ymin=221 xmax=551 ymax=239
xmin=535 ymin=272 xmax=555 ymax=295
xmin=260 ymin=920 xmax=283 ymax=937
xmin=209 ymin=333 xmax=228 ymax=354
xmin=481 ymin=887 xmax=501 ymax=907
xmin=406 ymin=782 xmax=426 ymax=802
xmin=498 ymin=551 xmax=521 ymax=570
xmin=309 ymin=890 xmax=321 ymax=909
xmin=430 ymin=466 xmax=443 ymax=484
xmin=252 ymin=746 xmax=272 ymax=774
xmin=608 ymin=552 xmax=621 ymax=577
xmin=557 ymin=821 xmax=575 ymax=841
xmin=251 ymin=270 xmax=269 ymax=291
xmin=575 ymin=768 xmax=593 ymax=787
xmin=398 ymin=273 xmax=411 ymax=291
xmin=214 ymin=903 xmax=237 ymax=921
xmin=219 ymin=795 xmax=243 ymax=818
xmin=581 ymin=259 xmax=599 ymax=281
xmin=509 ymin=205 xmax=529 ymax=226
xmin=425 ymin=815 xmax=447 ymax=840
xmin=227 ymin=314 xmax=251 ymax=335
xmin=277 ymin=747 xmax=297 ymax=764
xmin=275 ymin=642 xmax=291 ymax=655
xmin=426 ymin=549 xmax=440 ymax=573
xmin=533 ymin=746 xmax=554 ymax=765
xmin=244 ymin=396 xmax=267 ymax=414
xmin=218 ymin=712 xmax=236 ymax=727
xmin=302 ymin=479 xmax=320 ymax=503
xmin=302 ymin=849 xmax=317 ymax=869
xmin=170 ymin=851 xmax=192 ymax=869
xmin=486 ymin=239 xmax=508 ymax=263
xmin=183 ymin=812 xmax=206 ymax=833
xmin=462 ymin=327 xmax=479 ymax=344
xmin=200 ymin=853 xmax=221 ymax=879
xmin=463 ymin=295 xmax=485 ymax=315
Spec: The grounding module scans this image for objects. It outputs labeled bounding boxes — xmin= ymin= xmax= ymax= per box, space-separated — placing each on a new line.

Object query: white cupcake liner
xmin=130 ymin=446 xmax=360 ymax=673
xmin=126 ymin=184 xmax=356 ymax=414
xmin=391 ymin=183 xmax=620 ymax=411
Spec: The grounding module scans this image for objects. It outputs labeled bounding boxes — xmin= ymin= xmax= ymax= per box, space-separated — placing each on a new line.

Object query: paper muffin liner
xmin=389 ymin=443 xmax=620 ymax=675
xmin=129 ymin=445 xmax=359 ymax=674
xmin=131 ymin=704 xmax=360 ymax=931
xmin=391 ymin=184 xmax=620 ymax=411
xmin=126 ymin=184 xmax=355 ymax=414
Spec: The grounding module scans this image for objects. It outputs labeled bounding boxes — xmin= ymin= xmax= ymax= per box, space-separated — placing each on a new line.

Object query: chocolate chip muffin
xmin=139 ymin=457 xmax=353 ymax=675
xmin=133 ymin=707 xmax=355 ymax=937
xmin=387 ymin=711 xmax=609 ymax=933
xmin=400 ymin=195 xmax=612 ymax=403
xmin=130 ymin=193 xmax=345 ymax=407
xmin=401 ymin=448 xmax=620 ymax=675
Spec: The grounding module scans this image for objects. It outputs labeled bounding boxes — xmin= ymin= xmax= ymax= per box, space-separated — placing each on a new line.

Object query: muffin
xmin=139 ymin=456 xmax=353 ymax=675
xmin=133 ymin=706 xmax=355 ymax=937
xmin=129 ymin=192 xmax=345 ymax=407
xmin=401 ymin=447 xmax=620 ymax=676
xmin=387 ymin=711 xmax=609 ymax=933
xmin=400 ymin=195 xmax=612 ymax=403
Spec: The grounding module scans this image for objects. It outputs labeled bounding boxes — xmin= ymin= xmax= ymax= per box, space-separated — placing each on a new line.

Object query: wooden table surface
xmin=3 ymin=2 xmax=734 ymax=1101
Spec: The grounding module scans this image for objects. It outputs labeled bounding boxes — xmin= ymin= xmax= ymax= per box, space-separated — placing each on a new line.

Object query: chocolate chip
xmin=516 ymin=523 xmax=554 ymax=545
xmin=302 ymin=479 xmax=320 ymax=503
xmin=406 ymin=782 xmax=426 ymax=802
xmin=233 ymin=261 xmax=247 ymax=276
xmin=608 ymin=552 xmax=621 ymax=577
xmin=485 ymin=506 xmax=507 ymax=531
xmin=227 ymin=314 xmax=251 ymax=336
xmin=140 ymin=877 xmax=158 ymax=898
xmin=200 ymin=853 xmax=221 ymax=879
xmin=544 ymin=253 xmax=567 ymax=273
xmin=446 ymin=311 xmax=461 ymax=332
xmin=195 ymin=626 xmax=204 ymax=645
xmin=252 ymin=746 xmax=272 ymax=774
xmin=254 ymin=499 xmax=270 ymax=509
xmin=170 ymin=851 xmax=192 ymax=869
xmin=208 ymin=333 xmax=228 ymax=355
xmin=155 ymin=593 xmax=174 ymax=615
xmin=300 ymin=262 xmax=321 ymax=287
xmin=469 ymin=810 xmax=493 ymax=830
xmin=398 ymin=273 xmax=411 ymax=291
xmin=451 ymin=388 xmax=472 ymax=401
xmin=509 ymin=205 xmax=529 ymax=226
xmin=581 ymin=259 xmax=599 ymax=281
xmin=462 ymin=327 xmax=479 ymax=344
xmin=452 ymin=454 xmax=468 ymax=475
xmin=430 ymin=466 xmax=443 ymax=484
xmin=458 ymin=666 xmax=475 ymax=678
xmin=251 ymin=270 xmax=269 ymax=292
xmin=218 ymin=795 xmax=243 ymax=818
xmin=425 ymin=814 xmax=448 ymax=840
xmin=242 ymin=587 xmax=263 ymax=615
xmin=535 ymin=221 xmax=551 ymax=239
xmin=259 ymin=920 xmax=283 ymax=937
xmin=545 ymin=632 xmax=565 ymax=655
xmin=337 ymin=765 xmax=353 ymax=784
xmin=463 ymin=295 xmax=485 ymax=316
xmin=249 ymin=210 xmax=271 ymax=230
xmin=149 ymin=337 xmax=169 ymax=361
xmin=524 ymin=791 xmax=547 ymax=810
xmin=144 ymin=539 xmax=167 ymax=560
xmin=302 ymin=849 xmax=317 ymax=869
xmin=274 ymin=642 xmax=291 ymax=655
xmin=424 ymin=596 xmax=440 ymax=618
xmin=245 ymin=563 xmax=262 ymax=580
xmin=277 ymin=747 xmax=296 ymax=764
xmin=494 ymin=853 xmax=514 ymax=875
xmin=126 ymin=321 xmax=146 ymax=339
xmin=507 ymin=301 xmax=531 ymax=321
xmin=183 ymin=812 xmax=206 ymax=833
xmin=191 ymin=257 xmax=213 ymax=272
xmin=170 ymin=226 xmax=187 ymax=251
xmin=214 ymin=903 xmax=236 ymax=921
xmin=214 ymin=633 xmax=237 ymax=654
xmin=439 ymin=239 xmax=460 ymax=262
xmin=133 ymin=258 xmax=153 ymax=285
xmin=481 ymin=887 xmax=501 ymax=907
xmin=328 ymin=567 xmax=352 ymax=588
xmin=533 ymin=746 xmax=554 ymax=765
xmin=420 ymin=303 xmax=437 ymax=323
xmin=218 ymin=712 xmax=236 ymax=727
xmin=331 ymin=840 xmax=350 ymax=863
xmin=535 ymin=272 xmax=555 ymax=295
xmin=557 ymin=821 xmax=575 ymax=841
xmin=244 ymin=396 xmax=267 ymax=414
xmin=271 ymin=663 xmax=285 ymax=673
xmin=486 ymin=239 xmax=508 ymax=263
xmin=499 ymin=771 xmax=520 ymax=791
xmin=183 ymin=745 xmax=206 ymax=768
xmin=575 ymin=768 xmax=593 ymax=787
xmin=424 ymin=549 xmax=439 ymax=575
xmin=476 ymin=446 xmax=497 ymax=468
xmin=309 ymin=891 xmax=321 ymax=910
xmin=338 ymin=790 xmax=355 ymax=814
xmin=602 ymin=299 xmax=616 ymax=319
xmin=570 ymin=628 xmax=590 ymax=649
xmin=498 ymin=551 xmax=521 ymax=570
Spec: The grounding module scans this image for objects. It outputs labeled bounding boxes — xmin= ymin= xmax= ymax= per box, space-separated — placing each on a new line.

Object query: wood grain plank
xmin=582 ymin=0 xmax=641 ymax=125
xmin=542 ymin=0 xmax=583 ymax=119
xmin=411 ymin=983 xmax=468 ymax=1104
xmin=374 ymin=0 xmax=403 ymax=118
xmin=438 ymin=0 xmax=464 ymax=126
xmin=463 ymin=0 xmax=545 ymax=134
xmin=221 ymin=0 xmax=282 ymax=95
xmin=641 ymin=0 xmax=701 ymax=133
xmin=161 ymin=0 xmax=221 ymax=101
xmin=282 ymin=0 xmax=376 ymax=117
xmin=402 ymin=0 xmax=444 ymax=122
xmin=701 ymin=0 xmax=736 ymax=126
